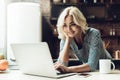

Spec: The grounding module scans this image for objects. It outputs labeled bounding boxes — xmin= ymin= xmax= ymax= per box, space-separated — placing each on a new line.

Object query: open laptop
xmin=11 ymin=42 xmax=75 ymax=78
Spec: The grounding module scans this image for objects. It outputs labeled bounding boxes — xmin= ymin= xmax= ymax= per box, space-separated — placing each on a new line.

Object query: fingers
xmin=54 ymin=62 xmax=61 ymax=69
xmin=57 ymin=67 xmax=66 ymax=73
xmin=54 ymin=62 xmax=69 ymax=73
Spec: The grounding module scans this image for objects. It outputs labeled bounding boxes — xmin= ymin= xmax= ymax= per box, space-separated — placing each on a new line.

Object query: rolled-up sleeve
xmin=87 ymin=30 xmax=102 ymax=71
xmin=60 ymin=39 xmax=65 ymax=51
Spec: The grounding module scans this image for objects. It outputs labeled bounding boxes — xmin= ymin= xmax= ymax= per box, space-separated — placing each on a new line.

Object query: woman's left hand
xmin=54 ymin=62 xmax=70 ymax=73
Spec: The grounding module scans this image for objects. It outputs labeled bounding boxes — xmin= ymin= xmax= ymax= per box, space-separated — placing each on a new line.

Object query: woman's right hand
xmin=54 ymin=62 xmax=70 ymax=73
xmin=62 ymin=30 xmax=73 ymax=43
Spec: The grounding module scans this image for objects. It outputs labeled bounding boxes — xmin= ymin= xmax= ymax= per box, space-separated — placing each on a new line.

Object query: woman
xmin=54 ymin=6 xmax=112 ymax=73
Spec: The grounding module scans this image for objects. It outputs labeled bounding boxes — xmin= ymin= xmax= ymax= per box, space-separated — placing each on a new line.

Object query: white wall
xmin=0 ymin=0 xmax=16 ymax=55
xmin=0 ymin=0 xmax=5 ymax=49
xmin=0 ymin=0 xmax=9 ymax=54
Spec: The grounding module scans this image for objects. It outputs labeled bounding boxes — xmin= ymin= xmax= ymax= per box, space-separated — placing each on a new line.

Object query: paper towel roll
xmin=7 ymin=2 xmax=41 ymax=61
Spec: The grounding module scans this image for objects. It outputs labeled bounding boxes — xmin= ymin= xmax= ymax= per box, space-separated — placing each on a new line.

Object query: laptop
xmin=11 ymin=42 xmax=75 ymax=78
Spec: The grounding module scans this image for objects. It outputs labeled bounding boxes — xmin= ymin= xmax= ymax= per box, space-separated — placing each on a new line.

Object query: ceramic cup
xmin=99 ymin=59 xmax=115 ymax=74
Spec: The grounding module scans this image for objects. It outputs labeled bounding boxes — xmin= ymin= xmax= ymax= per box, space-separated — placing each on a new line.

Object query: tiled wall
xmin=40 ymin=0 xmax=51 ymax=20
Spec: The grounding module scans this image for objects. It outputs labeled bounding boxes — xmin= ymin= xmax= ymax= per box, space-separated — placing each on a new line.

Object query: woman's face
xmin=63 ymin=15 xmax=81 ymax=38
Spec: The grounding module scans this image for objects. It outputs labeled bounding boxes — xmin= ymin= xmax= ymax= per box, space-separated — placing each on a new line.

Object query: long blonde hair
xmin=57 ymin=6 xmax=88 ymax=39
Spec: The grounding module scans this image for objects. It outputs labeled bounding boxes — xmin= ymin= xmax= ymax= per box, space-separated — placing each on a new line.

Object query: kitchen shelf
xmin=50 ymin=1 xmax=120 ymax=59
xmin=102 ymin=36 xmax=120 ymax=39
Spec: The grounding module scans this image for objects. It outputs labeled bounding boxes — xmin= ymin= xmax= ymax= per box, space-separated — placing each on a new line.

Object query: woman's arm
xmin=58 ymin=38 xmax=71 ymax=65
xmin=57 ymin=28 xmax=74 ymax=65
xmin=68 ymin=63 xmax=90 ymax=73
xmin=56 ymin=38 xmax=91 ymax=73
xmin=55 ymin=62 xmax=91 ymax=73
xmin=55 ymin=29 xmax=102 ymax=73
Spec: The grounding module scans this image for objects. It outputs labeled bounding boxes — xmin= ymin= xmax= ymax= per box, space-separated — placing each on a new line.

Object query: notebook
xmin=11 ymin=42 xmax=75 ymax=78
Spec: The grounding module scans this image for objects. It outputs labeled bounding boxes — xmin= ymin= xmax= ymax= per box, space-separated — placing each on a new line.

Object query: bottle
xmin=94 ymin=0 xmax=97 ymax=3
xmin=115 ymin=50 xmax=120 ymax=59
xmin=63 ymin=0 xmax=66 ymax=3
xmin=110 ymin=29 xmax=113 ymax=36
xmin=53 ymin=0 xmax=62 ymax=4
xmin=112 ymin=28 xmax=115 ymax=36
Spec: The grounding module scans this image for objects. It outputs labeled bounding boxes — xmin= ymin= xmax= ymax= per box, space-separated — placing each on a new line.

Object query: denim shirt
xmin=60 ymin=27 xmax=112 ymax=71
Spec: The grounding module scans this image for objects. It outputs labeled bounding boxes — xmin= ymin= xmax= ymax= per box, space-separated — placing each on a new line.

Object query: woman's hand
xmin=54 ymin=62 xmax=70 ymax=73
xmin=62 ymin=30 xmax=73 ymax=43
xmin=0 ymin=59 xmax=8 ymax=71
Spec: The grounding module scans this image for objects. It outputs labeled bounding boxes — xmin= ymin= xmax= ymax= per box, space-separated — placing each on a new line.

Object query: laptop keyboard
xmin=57 ymin=72 xmax=69 ymax=75
xmin=56 ymin=70 xmax=71 ymax=75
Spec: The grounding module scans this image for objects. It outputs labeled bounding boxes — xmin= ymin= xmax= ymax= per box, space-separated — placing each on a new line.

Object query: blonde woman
xmin=54 ymin=6 xmax=112 ymax=73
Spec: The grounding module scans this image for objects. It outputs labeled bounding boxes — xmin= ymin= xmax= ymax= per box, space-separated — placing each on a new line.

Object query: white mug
xmin=99 ymin=59 xmax=115 ymax=74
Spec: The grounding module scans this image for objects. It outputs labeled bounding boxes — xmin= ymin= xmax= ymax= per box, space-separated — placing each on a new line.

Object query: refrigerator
xmin=7 ymin=2 xmax=42 ymax=63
